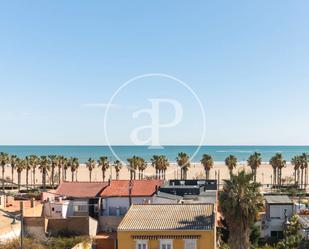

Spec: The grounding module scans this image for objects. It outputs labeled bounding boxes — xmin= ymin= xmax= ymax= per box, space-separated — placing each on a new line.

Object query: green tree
xmin=48 ymin=155 xmax=59 ymax=188
xmin=86 ymin=158 xmax=96 ymax=182
xmin=219 ymin=170 xmax=263 ymax=249
xmin=127 ymin=156 xmax=138 ymax=180
xmin=0 ymin=152 xmax=9 ymax=191
xmin=57 ymin=156 xmax=67 ymax=184
xmin=201 ymin=154 xmax=213 ymax=180
xmin=300 ymin=153 xmax=308 ymax=189
xmin=113 ymin=160 xmax=122 ymax=180
xmin=225 ymin=155 xmax=237 ymax=176
xmin=98 ymin=156 xmax=109 ymax=181
xmin=28 ymin=155 xmax=39 ymax=188
xmin=69 ymin=157 xmax=79 ymax=182
xmin=39 ymin=156 xmax=51 ymax=190
xmin=15 ymin=158 xmax=25 ymax=192
xmin=291 ymin=155 xmax=302 ymax=187
xmin=136 ymin=157 xmax=147 ymax=179
xmin=270 ymin=153 xmax=286 ymax=187
xmin=176 ymin=152 xmax=190 ymax=180
xmin=10 ymin=154 xmax=17 ymax=189
xmin=247 ymin=152 xmax=262 ymax=182
xmin=277 ymin=215 xmax=302 ymax=249
xmin=25 ymin=156 xmax=32 ymax=190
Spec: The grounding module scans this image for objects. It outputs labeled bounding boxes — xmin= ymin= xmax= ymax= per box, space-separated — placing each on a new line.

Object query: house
xmin=159 ymin=180 xmax=217 ymax=197
xmin=100 ymin=180 xmax=163 ymax=217
xmin=118 ymin=204 xmax=216 ymax=249
xmin=152 ymin=191 xmax=183 ymax=204
xmin=54 ymin=181 xmax=108 ymax=218
xmin=260 ymin=195 xmax=293 ymax=239
xmin=98 ymin=180 xmax=163 ymax=232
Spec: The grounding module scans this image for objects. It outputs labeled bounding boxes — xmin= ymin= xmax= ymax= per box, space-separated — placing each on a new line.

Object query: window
xmin=136 ymin=240 xmax=148 ymax=249
xmin=74 ymin=205 xmax=87 ymax=213
xmin=184 ymin=239 xmax=196 ymax=249
xmin=160 ymin=239 xmax=173 ymax=249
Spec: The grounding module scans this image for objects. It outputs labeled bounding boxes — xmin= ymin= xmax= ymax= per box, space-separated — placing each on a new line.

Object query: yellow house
xmin=117 ymin=204 xmax=216 ymax=249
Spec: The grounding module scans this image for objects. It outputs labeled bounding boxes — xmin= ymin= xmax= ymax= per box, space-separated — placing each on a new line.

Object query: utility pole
xmin=20 ymin=201 xmax=24 ymax=249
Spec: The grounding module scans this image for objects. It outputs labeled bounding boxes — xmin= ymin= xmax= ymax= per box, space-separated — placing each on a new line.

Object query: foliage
xmin=0 ymin=236 xmax=90 ymax=249
xmin=0 ymin=237 xmax=45 ymax=249
xmin=219 ymin=170 xmax=263 ymax=249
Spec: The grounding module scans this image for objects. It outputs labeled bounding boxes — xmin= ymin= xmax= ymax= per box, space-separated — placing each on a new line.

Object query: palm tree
xmin=247 ymin=152 xmax=262 ymax=182
xmin=176 ymin=152 xmax=190 ymax=180
xmin=39 ymin=156 xmax=51 ymax=190
xmin=57 ymin=156 xmax=67 ymax=184
xmin=10 ymin=155 xmax=17 ymax=189
xmin=113 ymin=160 xmax=122 ymax=180
xmin=291 ymin=155 xmax=301 ymax=187
xmin=70 ymin=157 xmax=79 ymax=182
xmin=98 ymin=156 xmax=109 ymax=181
xmin=136 ymin=157 xmax=147 ymax=180
xmin=201 ymin=154 xmax=213 ymax=180
xmin=219 ymin=170 xmax=263 ymax=249
xmin=15 ymin=158 xmax=25 ymax=192
xmin=225 ymin=155 xmax=237 ymax=176
xmin=301 ymin=153 xmax=308 ymax=189
xmin=0 ymin=152 xmax=9 ymax=191
xmin=25 ymin=156 xmax=31 ymax=190
xmin=28 ymin=155 xmax=39 ymax=188
xmin=127 ymin=156 xmax=138 ymax=180
xmin=151 ymin=155 xmax=161 ymax=179
xmin=270 ymin=153 xmax=286 ymax=187
xmin=86 ymin=158 xmax=96 ymax=182
xmin=159 ymin=155 xmax=169 ymax=180
xmin=48 ymin=155 xmax=59 ymax=188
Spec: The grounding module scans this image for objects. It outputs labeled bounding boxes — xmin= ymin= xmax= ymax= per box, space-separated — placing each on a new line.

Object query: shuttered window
xmin=184 ymin=239 xmax=196 ymax=249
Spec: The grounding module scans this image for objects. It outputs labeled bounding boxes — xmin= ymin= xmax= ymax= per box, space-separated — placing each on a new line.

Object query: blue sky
xmin=0 ymin=1 xmax=309 ymax=145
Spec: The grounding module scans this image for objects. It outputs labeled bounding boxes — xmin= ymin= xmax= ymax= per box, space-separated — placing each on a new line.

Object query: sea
xmin=0 ymin=146 xmax=308 ymax=163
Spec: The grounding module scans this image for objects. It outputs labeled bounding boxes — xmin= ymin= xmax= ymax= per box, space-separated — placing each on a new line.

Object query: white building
xmin=260 ymin=195 xmax=293 ymax=239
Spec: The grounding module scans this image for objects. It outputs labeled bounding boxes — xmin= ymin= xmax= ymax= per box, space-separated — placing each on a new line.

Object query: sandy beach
xmin=2 ymin=162 xmax=297 ymax=187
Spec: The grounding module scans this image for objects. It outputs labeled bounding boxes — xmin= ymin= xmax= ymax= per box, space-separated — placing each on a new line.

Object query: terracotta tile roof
xmin=100 ymin=180 xmax=163 ymax=197
xmin=118 ymin=204 xmax=214 ymax=231
xmin=56 ymin=182 xmax=108 ymax=198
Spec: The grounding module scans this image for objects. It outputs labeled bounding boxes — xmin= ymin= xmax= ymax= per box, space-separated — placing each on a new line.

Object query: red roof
xmin=56 ymin=182 xmax=108 ymax=198
xmin=100 ymin=180 xmax=163 ymax=197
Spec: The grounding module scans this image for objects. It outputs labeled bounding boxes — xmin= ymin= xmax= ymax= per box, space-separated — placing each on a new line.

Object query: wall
xmin=23 ymin=217 xmax=46 ymax=239
xmin=152 ymin=196 xmax=179 ymax=204
xmin=102 ymin=197 xmax=152 ymax=216
xmin=23 ymin=204 xmax=43 ymax=217
xmin=47 ymin=216 xmax=98 ymax=236
xmin=99 ymin=216 xmax=123 ymax=232
xmin=117 ymin=230 xmax=216 ymax=249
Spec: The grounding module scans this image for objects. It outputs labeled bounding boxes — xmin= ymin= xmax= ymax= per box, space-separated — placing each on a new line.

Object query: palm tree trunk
xmin=58 ymin=167 xmax=61 ymax=185
xmin=26 ymin=169 xmax=29 ymax=191
xmin=42 ymin=171 xmax=46 ymax=190
xmin=301 ymin=168 xmax=304 ymax=189
xmin=273 ymin=168 xmax=277 ymax=187
xmin=229 ymin=223 xmax=250 ymax=249
xmin=71 ymin=171 xmax=74 ymax=182
xmin=2 ymin=165 xmax=5 ymax=191
xmin=102 ymin=170 xmax=105 ymax=181
xmin=18 ymin=172 xmax=21 ymax=192
xmin=116 ymin=171 xmax=119 ymax=180
xmin=11 ymin=167 xmax=14 ymax=190
xmin=89 ymin=171 xmax=92 ymax=182
xmin=33 ymin=169 xmax=36 ymax=188
xmin=51 ymin=167 xmax=54 ymax=188
xmin=64 ymin=169 xmax=67 ymax=181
